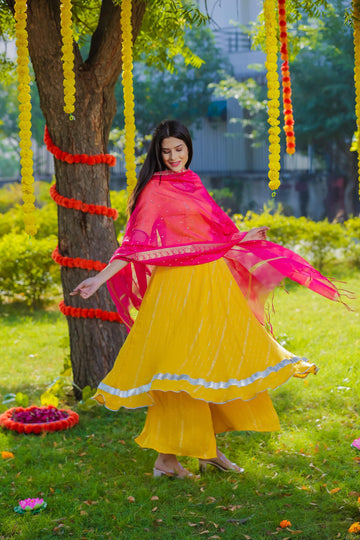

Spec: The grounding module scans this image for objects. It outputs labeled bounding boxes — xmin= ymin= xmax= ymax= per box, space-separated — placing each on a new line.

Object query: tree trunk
xmin=7 ymin=0 xmax=146 ymax=397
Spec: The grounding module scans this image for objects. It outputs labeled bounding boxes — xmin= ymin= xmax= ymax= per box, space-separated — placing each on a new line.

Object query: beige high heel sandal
xmin=153 ymin=467 xmax=196 ymax=479
xmin=199 ymin=458 xmax=244 ymax=473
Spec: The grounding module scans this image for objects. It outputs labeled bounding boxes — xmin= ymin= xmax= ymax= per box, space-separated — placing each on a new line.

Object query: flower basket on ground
xmin=0 ymin=406 xmax=79 ymax=434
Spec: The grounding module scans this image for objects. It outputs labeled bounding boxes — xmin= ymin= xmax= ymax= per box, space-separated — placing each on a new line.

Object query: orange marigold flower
xmin=1 ymin=451 xmax=14 ymax=459
xmin=279 ymin=519 xmax=291 ymax=528
xmin=349 ymin=522 xmax=360 ymax=533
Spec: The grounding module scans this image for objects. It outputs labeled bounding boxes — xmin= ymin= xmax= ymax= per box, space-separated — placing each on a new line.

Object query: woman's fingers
xmin=70 ymin=281 xmax=91 ymax=298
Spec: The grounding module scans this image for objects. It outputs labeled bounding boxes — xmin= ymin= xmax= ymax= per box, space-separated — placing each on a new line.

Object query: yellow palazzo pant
xmin=94 ymin=259 xmax=317 ymax=459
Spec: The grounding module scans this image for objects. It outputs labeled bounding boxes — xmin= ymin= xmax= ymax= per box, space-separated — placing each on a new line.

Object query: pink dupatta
xmin=108 ymin=169 xmax=340 ymax=330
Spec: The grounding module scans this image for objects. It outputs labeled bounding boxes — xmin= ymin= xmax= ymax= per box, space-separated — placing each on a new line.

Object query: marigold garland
xmin=49 ymin=184 xmax=118 ymax=220
xmin=60 ymin=0 xmax=76 ymax=116
xmin=52 ymin=245 xmax=107 ymax=272
xmin=44 ymin=126 xmax=116 ymax=166
xmin=59 ymin=300 xmax=123 ymax=323
xmin=47 ymin=132 xmax=122 ymax=325
xmin=264 ymin=0 xmax=281 ymax=194
xmin=15 ymin=0 xmax=37 ymax=236
xmin=278 ymin=0 xmax=296 ymax=155
xmin=121 ymin=0 xmax=137 ymax=195
xmin=353 ymin=0 xmax=360 ymax=198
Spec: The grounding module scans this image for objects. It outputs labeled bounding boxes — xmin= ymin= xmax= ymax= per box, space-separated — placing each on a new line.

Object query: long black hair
xmin=127 ymin=119 xmax=193 ymax=215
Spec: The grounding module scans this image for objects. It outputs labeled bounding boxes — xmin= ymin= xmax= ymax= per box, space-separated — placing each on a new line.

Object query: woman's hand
xmin=245 ymin=226 xmax=269 ymax=241
xmin=70 ymin=258 xmax=129 ymax=300
xmin=70 ymin=276 xmax=101 ymax=299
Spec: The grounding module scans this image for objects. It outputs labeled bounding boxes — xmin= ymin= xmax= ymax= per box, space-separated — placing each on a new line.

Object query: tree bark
xmin=7 ymin=0 xmax=146 ymax=397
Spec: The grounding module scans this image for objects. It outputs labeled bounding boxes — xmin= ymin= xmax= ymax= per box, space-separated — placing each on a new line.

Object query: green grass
xmin=0 ymin=275 xmax=360 ymax=540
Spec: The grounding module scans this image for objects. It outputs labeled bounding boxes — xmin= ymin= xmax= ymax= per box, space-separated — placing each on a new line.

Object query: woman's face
xmin=160 ymin=137 xmax=189 ymax=173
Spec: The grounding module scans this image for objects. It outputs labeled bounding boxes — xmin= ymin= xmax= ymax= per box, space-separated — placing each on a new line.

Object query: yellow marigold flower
xmin=60 ymin=0 xmax=76 ymax=116
xmin=264 ymin=0 xmax=283 ymax=195
xmin=353 ymin=0 xmax=360 ymax=198
xmin=15 ymin=0 xmax=37 ymax=235
xmin=121 ymin=0 xmax=137 ymax=195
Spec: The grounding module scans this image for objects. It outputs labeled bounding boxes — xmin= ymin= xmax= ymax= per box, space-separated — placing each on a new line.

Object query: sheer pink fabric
xmin=108 ymin=169 xmax=340 ymax=330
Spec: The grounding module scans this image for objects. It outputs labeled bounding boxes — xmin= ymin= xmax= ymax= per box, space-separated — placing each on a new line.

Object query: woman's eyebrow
xmin=161 ymin=144 xmax=183 ymax=150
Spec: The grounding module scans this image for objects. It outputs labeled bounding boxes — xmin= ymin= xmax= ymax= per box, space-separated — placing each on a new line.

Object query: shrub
xmin=233 ymin=204 xmax=351 ymax=272
xmin=0 ymin=232 xmax=59 ymax=307
xmin=0 ymin=183 xmax=23 ymax=213
xmin=210 ymin=188 xmax=237 ymax=214
xmin=297 ymin=219 xmax=344 ymax=271
xmin=343 ymin=216 xmax=360 ymax=269
xmin=233 ymin=205 xmax=308 ymax=250
xmin=110 ymin=189 xmax=128 ymax=237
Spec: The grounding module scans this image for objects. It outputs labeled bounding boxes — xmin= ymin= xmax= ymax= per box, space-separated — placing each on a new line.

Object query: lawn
xmin=0 ymin=274 xmax=360 ymax=540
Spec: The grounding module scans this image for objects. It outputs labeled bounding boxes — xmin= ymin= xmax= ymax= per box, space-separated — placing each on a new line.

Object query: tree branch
xmin=86 ymin=0 xmax=146 ymax=88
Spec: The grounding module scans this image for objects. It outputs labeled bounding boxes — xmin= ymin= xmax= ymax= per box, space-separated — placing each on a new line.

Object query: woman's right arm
xmin=70 ymin=258 xmax=128 ymax=299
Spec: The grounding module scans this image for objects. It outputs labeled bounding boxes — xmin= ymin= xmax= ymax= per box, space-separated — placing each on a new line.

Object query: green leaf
xmin=40 ymin=391 xmax=59 ymax=408
xmin=82 ymin=386 xmax=97 ymax=401
xmin=15 ymin=392 xmax=29 ymax=407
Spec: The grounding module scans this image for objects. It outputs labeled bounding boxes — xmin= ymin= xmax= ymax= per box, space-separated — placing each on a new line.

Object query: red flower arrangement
xmin=0 ymin=406 xmax=79 ymax=434
xmin=278 ymin=0 xmax=296 ymax=154
xmin=44 ymin=125 xmax=116 ymax=167
xmin=59 ymin=300 xmax=123 ymax=323
xmin=49 ymin=184 xmax=118 ymax=220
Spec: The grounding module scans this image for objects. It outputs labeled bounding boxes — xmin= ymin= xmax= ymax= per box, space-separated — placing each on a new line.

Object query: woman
xmin=72 ymin=120 xmax=340 ymax=478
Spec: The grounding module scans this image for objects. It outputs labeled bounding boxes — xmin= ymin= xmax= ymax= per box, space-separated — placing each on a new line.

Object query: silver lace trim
xmin=97 ymin=356 xmax=313 ymax=399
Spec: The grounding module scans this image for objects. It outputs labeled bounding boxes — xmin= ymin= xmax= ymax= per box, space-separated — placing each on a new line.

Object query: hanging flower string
xmin=264 ymin=0 xmax=281 ymax=195
xmin=60 ymin=0 xmax=76 ymax=117
xmin=353 ymin=0 xmax=360 ymax=198
xmin=15 ymin=0 xmax=37 ymax=236
xmin=45 ymin=127 xmax=122 ymax=324
xmin=44 ymin=126 xmax=116 ymax=166
xmin=121 ymin=0 xmax=137 ymax=195
xmin=278 ymin=0 xmax=295 ymax=155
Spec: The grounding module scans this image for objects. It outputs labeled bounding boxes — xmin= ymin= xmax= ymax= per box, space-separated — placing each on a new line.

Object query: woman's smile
xmin=161 ymin=136 xmax=189 ymax=172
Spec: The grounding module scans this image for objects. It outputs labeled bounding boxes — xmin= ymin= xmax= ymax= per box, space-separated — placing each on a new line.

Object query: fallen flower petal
xmin=349 ymin=522 xmax=360 ymax=533
xmin=1 ymin=451 xmax=14 ymax=459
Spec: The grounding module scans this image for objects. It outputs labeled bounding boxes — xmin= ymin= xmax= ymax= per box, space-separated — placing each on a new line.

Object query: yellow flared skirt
xmin=94 ymin=258 xmax=316 ymax=458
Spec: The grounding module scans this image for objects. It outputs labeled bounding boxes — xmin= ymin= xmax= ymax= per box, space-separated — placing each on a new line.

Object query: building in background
xmin=191 ymin=0 xmax=329 ymax=219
